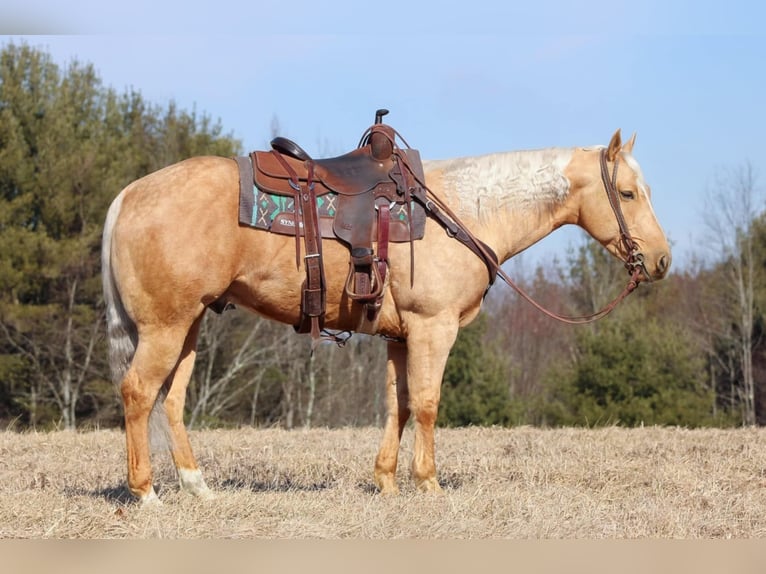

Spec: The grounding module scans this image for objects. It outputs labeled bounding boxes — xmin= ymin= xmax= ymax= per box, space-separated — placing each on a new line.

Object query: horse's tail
xmin=102 ymin=191 xmax=136 ymax=386
xmin=102 ymin=191 xmax=170 ymax=450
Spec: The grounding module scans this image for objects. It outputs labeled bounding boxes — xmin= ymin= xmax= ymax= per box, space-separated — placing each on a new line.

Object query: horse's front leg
xmin=374 ymin=341 xmax=409 ymax=494
xmin=406 ymin=316 xmax=459 ymax=492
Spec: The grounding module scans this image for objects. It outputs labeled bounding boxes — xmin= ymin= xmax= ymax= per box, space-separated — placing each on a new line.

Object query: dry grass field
xmin=1 ymin=425 xmax=766 ymax=539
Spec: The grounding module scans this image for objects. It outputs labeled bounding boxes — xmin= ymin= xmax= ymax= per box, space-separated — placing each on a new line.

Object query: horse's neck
xmin=424 ymin=147 xmax=577 ymax=262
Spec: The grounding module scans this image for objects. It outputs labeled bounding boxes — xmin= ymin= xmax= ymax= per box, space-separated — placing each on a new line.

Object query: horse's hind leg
xmin=163 ymin=314 xmax=214 ymax=499
xmin=121 ymin=325 xmax=189 ymax=504
xmin=374 ymin=341 xmax=409 ymax=494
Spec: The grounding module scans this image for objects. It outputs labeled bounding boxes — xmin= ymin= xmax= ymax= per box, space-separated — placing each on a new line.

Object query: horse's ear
xmin=622 ymin=132 xmax=637 ymax=154
xmin=607 ymin=129 xmax=622 ymax=161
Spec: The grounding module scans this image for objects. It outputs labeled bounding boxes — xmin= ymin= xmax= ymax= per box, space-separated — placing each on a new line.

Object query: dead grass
xmin=1 ymin=426 xmax=765 ymax=538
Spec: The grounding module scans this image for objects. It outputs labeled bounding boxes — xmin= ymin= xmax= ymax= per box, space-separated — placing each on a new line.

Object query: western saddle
xmin=236 ymin=110 xmax=425 ymax=340
xmin=235 ymin=109 xmax=498 ymax=343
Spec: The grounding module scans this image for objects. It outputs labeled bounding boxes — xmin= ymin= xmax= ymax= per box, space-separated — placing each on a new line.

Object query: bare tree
xmin=0 ymin=276 xmax=105 ymax=430
xmin=484 ymin=253 xmax=573 ymax=412
xmin=186 ymin=311 xmax=292 ymax=428
xmin=702 ymin=162 xmax=762 ymax=425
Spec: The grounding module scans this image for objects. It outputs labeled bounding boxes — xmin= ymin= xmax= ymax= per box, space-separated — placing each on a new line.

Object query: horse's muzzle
xmin=642 ymin=251 xmax=671 ymax=282
xmin=626 ymin=248 xmax=671 ymax=283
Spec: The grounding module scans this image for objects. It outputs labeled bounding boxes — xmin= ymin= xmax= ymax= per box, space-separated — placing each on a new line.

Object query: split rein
xmin=382 ymin=127 xmax=647 ymax=325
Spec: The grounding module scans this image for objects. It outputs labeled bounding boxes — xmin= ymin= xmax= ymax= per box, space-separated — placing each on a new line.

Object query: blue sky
xmin=3 ymin=1 xmax=765 ymax=271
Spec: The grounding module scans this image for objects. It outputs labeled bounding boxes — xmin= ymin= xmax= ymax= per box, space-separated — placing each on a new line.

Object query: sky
xmin=3 ymin=1 xmax=765 ymax=272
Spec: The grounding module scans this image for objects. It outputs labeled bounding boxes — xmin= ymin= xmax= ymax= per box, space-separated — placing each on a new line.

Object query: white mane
xmin=423 ymin=148 xmax=574 ymax=219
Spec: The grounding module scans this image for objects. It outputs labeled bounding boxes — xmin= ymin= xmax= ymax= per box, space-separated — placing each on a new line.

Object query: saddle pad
xmin=236 ymin=156 xmax=426 ymax=242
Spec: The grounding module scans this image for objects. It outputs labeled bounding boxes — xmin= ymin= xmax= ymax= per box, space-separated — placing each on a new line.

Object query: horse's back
xmin=119 ymin=156 xmax=237 ymax=209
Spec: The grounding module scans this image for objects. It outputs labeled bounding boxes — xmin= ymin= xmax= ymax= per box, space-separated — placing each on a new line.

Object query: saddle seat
xmin=262 ymin=137 xmax=396 ymax=196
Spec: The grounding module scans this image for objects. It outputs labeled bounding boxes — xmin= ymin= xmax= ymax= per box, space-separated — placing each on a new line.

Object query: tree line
xmin=0 ymin=43 xmax=763 ymax=430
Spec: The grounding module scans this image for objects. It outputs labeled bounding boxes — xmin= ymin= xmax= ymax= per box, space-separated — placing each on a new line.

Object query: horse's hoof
xmin=415 ymin=477 xmax=443 ymax=494
xmin=374 ymin=474 xmax=400 ymax=495
xmin=178 ymin=468 xmax=214 ymax=499
xmin=139 ymin=488 xmax=163 ymax=507
xmin=194 ymin=487 xmax=216 ymax=501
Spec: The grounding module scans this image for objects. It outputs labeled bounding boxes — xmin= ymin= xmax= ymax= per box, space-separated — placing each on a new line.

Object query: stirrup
xmin=344 ymin=261 xmax=384 ymax=302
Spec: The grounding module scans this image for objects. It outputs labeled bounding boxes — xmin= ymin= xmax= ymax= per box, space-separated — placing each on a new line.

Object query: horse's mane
xmin=423 ymin=147 xmax=574 ymax=220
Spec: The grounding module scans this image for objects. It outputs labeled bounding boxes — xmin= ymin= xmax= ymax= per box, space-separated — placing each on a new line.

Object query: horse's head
xmin=570 ymin=130 xmax=671 ymax=282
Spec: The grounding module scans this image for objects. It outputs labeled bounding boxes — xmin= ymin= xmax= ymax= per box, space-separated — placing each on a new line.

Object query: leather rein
xmin=383 ymin=125 xmax=648 ymax=325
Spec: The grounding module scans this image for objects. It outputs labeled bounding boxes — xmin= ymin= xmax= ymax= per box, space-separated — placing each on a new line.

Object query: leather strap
xmin=599 ymin=148 xmax=647 ymax=278
xmin=391 ymin=153 xmax=416 ymax=286
xmin=376 ymin=201 xmax=390 ymax=287
xmin=271 ymin=150 xmax=326 ymax=338
xmin=270 ymin=150 xmax=303 ymax=269
xmin=301 ymin=161 xmax=326 ymax=339
xmin=366 ymin=200 xmax=390 ymax=321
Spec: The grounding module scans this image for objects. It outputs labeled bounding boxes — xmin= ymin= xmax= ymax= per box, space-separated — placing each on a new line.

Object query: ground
xmin=1 ymin=425 xmax=765 ymax=538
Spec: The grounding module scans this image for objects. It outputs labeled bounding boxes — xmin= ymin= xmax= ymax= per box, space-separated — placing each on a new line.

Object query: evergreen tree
xmin=0 ymin=42 xmax=240 ymax=428
xmin=439 ymin=313 xmax=512 ymax=426
xmin=537 ymin=295 xmax=725 ymax=427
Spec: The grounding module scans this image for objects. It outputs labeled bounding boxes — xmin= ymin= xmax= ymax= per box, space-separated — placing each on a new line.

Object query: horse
xmin=101 ymin=127 xmax=671 ymax=504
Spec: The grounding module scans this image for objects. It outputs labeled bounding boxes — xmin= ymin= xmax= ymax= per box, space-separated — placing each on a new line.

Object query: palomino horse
xmin=102 ymin=127 xmax=670 ymax=503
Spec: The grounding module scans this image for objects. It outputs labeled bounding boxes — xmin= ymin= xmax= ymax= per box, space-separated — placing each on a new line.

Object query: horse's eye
xmin=619 ymin=190 xmax=635 ymax=200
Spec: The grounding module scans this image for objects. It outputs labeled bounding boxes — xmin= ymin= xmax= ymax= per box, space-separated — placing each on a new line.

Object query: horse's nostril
xmin=658 ymin=254 xmax=670 ymax=274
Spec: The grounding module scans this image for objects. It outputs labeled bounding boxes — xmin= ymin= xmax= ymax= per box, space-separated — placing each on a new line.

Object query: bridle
xmin=598 ymin=148 xmax=650 ymax=282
